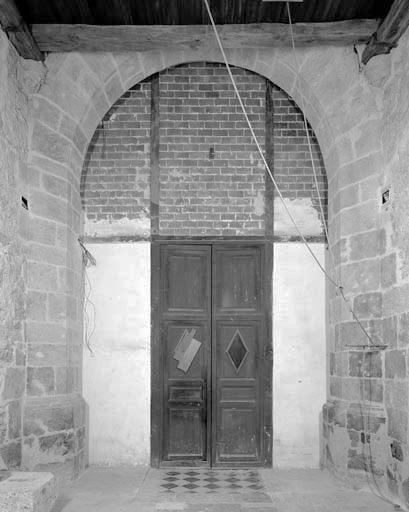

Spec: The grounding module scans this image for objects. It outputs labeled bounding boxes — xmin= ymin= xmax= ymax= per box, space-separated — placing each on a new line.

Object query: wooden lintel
xmin=362 ymin=0 xmax=409 ymax=65
xmin=0 ymin=0 xmax=43 ymax=61
xmin=32 ymin=20 xmax=378 ymax=54
xmin=150 ymin=74 xmax=160 ymax=237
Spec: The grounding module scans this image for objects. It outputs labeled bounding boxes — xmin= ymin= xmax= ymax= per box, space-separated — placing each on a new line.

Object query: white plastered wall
xmin=273 ymin=243 xmax=326 ymax=468
xmin=83 ymin=242 xmax=151 ymax=465
xmin=83 ymin=240 xmax=325 ymax=468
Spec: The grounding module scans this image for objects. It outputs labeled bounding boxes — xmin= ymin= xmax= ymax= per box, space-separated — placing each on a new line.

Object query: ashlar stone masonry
xmin=1 ymin=16 xmax=409 ymax=511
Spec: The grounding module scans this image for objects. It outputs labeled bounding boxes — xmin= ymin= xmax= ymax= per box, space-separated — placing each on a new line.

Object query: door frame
xmin=150 ymin=238 xmax=273 ymax=468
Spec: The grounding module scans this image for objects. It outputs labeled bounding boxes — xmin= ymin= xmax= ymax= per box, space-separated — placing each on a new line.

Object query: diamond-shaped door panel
xmin=226 ymin=329 xmax=249 ymax=373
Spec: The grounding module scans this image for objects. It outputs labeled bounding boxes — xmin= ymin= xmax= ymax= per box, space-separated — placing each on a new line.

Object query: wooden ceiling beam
xmin=0 ymin=0 xmax=43 ymax=61
xmin=362 ymin=0 xmax=409 ymax=65
xmin=32 ymin=19 xmax=378 ymax=53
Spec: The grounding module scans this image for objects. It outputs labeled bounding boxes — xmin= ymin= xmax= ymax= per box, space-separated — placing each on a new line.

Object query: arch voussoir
xmin=30 ymin=48 xmax=345 ymax=184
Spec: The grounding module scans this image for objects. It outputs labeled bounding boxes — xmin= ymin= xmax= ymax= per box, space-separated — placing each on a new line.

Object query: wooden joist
xmin=32 ymin=20 xmax=378 ymax=53
xmin=0 ymin=0 xmax=43 ymax=61
xmin=362 ymin=0 xmax=409 ymax=65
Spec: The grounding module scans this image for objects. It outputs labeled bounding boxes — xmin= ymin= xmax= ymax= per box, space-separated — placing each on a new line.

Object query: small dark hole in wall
xmin=21 ymin=196 xmax=28 ymax=210
xmin=209 ymin=147 xmax=215 ymax=160
xmin=382 ymin=188 xmax=390 ymax=205
xmin=360 ymin=432 xmax=370 ymax=444
xmin=391 ymin=440 xmax=404 ymax=461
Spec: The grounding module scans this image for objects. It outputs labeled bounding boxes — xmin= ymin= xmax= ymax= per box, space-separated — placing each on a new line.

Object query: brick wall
xmin=273 ymin=86 xmax=327 ymax=223
xmin=159 ymin=63 xmax=265 ymax=237
xmin=81 ymin=63 xmax=327 ymax=238
xmin=81 ymin=82 xmax=151 ymax=224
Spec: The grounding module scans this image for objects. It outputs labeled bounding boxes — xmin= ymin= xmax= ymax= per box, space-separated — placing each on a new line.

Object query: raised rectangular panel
xmin=169 ymin=386 xmax=202 ymax=401
xmin=167 ymin=408 xmax=205 ymax=459
xmin=218 ymin=409 xmax=258 ymax=460
xmin=214 ymin=248 xmax=261 ymax=313
xmin=163 ymin=246 xmax=210 ymax=314
xmin=221 ymin=385 xmax=255 ymax=402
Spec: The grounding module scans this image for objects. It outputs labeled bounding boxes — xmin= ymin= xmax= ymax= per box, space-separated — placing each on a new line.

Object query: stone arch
xmin=80 ymin=60 xmax=328 ymax=240
xmin=23 ymin=45 xmax=383 ymax=472
xmin=78 ymin=58 xmax=329 ymax=466
xmin=29 ymin=48 xmax=341 ymax=186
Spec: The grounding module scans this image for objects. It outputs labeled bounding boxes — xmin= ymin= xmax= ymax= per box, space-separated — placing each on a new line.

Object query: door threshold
xmin=159 ymin=462 xmax=211 ymax=469
xmin=158 ymin=462 xmax=265 ymax=469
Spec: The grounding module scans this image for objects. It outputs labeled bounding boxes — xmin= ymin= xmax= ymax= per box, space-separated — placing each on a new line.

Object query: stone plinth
xmin=0 ymin=472 xmax=57 ymax=512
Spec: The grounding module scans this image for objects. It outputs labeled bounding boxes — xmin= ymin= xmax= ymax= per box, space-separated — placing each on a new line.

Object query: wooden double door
xmin=153 ymin=242 xmax=271 ymax=467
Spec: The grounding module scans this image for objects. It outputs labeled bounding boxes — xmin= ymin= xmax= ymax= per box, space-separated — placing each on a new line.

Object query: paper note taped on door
xmin=173 ymin=329 xmax=202 ymax=373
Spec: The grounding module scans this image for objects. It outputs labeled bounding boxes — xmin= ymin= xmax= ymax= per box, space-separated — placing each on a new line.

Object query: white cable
xmin=202 ymin=0 xmax=380 ymax=348
xmin=285 ymin=2 xmax=337 ymax=277
xmin=202 ymin=0 xmax=339 ymax=289
xmin=284 ymin=3 xmax=376 ymax=347
xmin=202 ymin=2 xmax=402 ymax=507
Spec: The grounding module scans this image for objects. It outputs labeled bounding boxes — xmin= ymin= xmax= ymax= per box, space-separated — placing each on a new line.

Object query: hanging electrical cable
xmin=79 ymin=237 xmax=96 ymax=356
xmin=202 ymin=0 xmax=403 ymax=508
xmin=84 ymin=269 xmax=96 ymax=357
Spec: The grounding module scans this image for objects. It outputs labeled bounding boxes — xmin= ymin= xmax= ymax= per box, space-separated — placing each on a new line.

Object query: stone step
xmin=0 ymin=472 xmax=57 ymax=512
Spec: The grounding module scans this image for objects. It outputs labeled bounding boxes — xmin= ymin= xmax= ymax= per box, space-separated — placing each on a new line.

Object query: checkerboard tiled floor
xmin=159 ymin=469 xmax=265 ymax=494
xmin=52 ymin=467 xmax=391 ymax=512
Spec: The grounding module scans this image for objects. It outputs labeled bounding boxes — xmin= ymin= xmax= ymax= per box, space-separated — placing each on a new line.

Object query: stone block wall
xmin=321 ymin=30 xmax=409 ymax=508
xmin=17 ymin=82 xmax=88 ymax=476
xmin=371 ymin=29 xmax=409 ymax=503
xmin=8 ymin=37 xmax=409 ymax=500
xmin=0 ymin=29 xmax=84 ymax=476
xmin=81 ymin=62 xmax=327 ymax=240
xmin=322 ymin=134 xmax=388 ymax=489
xmin=21 ymin=154 xmax=87 ymax=477
xmin=0 ymin=31 xmax=29 ymax=468
xmin=0 ymin=39 xmax=88 ymax=478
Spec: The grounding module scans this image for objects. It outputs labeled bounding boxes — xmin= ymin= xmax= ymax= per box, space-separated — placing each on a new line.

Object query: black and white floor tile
xmin=159 ymin=469 xmax=265 ymax=494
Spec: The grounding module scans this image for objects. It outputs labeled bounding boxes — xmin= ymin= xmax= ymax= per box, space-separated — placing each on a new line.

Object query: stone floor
xmin=51 ymin=466 xmax=395 ymax=512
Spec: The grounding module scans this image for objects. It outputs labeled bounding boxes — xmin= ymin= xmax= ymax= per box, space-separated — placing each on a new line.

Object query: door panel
xmin=213 ymin=245 xmax=264 ymax=466
xmin=215 ymin=249 xmax=261 ymax=313
xmin=163 ymin=247 xmax=210 ymax=315
xmin=168 ymin=408 xmax=205 ymax=459
xmin=161 ymin=246 xmax=211 ymax=463
xmin=218 ymin=323 xmax=259 ymax=378
xmin=163 ymin=322 xmax=210 ymax=461
xmin=218 ymin=409 xmax=258 ymax=460
xmin=214 ymin=321 xmax=261 ymax=463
